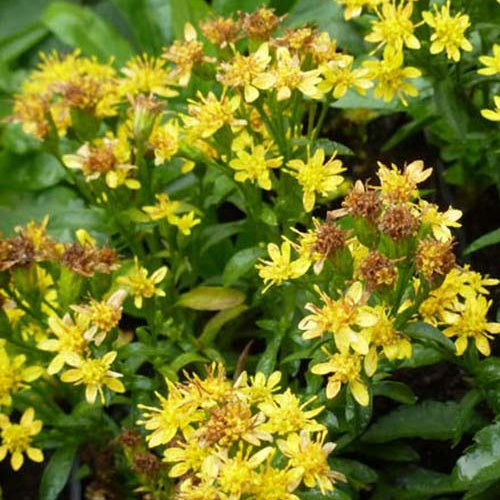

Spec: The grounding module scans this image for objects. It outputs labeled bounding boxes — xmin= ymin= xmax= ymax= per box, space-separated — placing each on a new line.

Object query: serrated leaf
xmin=405 ymin=322 xmax=456 ymax=352
xmin=362 ymin=401 xmax=468 ymax=443
xmin=177 ymin=286 xmax=245 ymax=311
xmin=41 ymin=1 xmax=133 ymax=65
xmin=222 ymin=247 xmax=265 ymax=286
xmin=39 ymin=445 xmax=77 ymax=500
xmin=455 ymin=421 xmax=500 ymax=484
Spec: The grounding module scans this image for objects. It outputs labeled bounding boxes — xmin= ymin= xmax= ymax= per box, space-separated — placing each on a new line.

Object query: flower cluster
xmin=138 ymin=363 xmax=345 ymax=499
xmin=257 ymin=160 xmax=499 ymax=405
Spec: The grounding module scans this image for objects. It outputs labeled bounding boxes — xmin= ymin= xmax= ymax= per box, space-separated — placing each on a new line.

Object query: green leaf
xmin=198 ymin=304 xmax=249 ymax=345
xmin=398 ymin=343 xmax=445 ymax=368
xmin=39 ymin=445 xmax=77 ymax=500
xmin=381 ymin=114 xmax=437 ymax=152
xmin=361 ymin=442 xmax=420 ymax=463
xmin=256 ymin=331 xmax=284 ymax=376
xmin=332 ymin=88 xmax=404 ymax=111
xmin=455 ymin=421 xmax=500 ymax=484
xmin=292 ymin=137 xmax=354 ymax=156
xmin=373 ymin=381 xmax=417 ymax=405
xmin=434 ymin=79 xmax=468 ymax=140
xmin=362 ymin=401 xmax=469 ymax=443
xmin=474 ymin=358 xmax=500 ymax=386
xmin=330 ymin=457 xmax=378 ymax=484
xmin=0 ymin=23 xmax=48 ymax=63
xmin=300 ymin=489 xmax=352 ymax=500
xmin=222 ymin=246 xmax=265 ymax=286
xmin=168 ymin=351 xmax=208 ymax=374
xmin=213 ymin=0 xmax=268 ymax=15
xmin=170 ymin=0 xmax=212 ymax=40
xmin=41 ymin=1 xmax=133 ymax=65
xmin=111 ymin=0 xmax=166 ymax=52
xmin=464 ymin=228 xmax=500 ymax=256
xmin=177 ymin=286 xmax=246 ymax=310
xmin=404 ymin=322 xmax=456 ymax=352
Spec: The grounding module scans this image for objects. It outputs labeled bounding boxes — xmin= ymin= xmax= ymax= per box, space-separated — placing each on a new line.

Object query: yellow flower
xmin=311 ymin=350 xmax=369 ymax=405
xmin=63 ymin=134 xmax=140 ymax=190
xmin=256 ymin=241 xmax=310 ymax=292
xmin=363 ymin=307 xmax=412 ymax=376
xmin=418 ymin=200 xmax=462 ymax=242
xmin=272 ymin=47 xmax=323 ymax=101
xmin=277 ymin=431 xmax=344 ymax=494
xmin=252 ymin=464 xmax=303 ymax=500
xmin=234 ymin=370 xmax=281 ymax=405
xmin=71 ymin=289 xmax=127 ymax=345
xmin=149 ymin=120 xmax=179 ymax=166
xmin=0 ymin=408 xmax=43 ymax=471
xmin=172 ymin=212 xmax=202 ymax=236
xmin=183 ymin=91 xmax=246 ymax=139
xmin=442 ymin=294 xmax=500 ymax=356
xmin=481 ymin=95 xmax=500 ymax=122
xmin=120 ymin=54 xmax=178 ymax=98
xmin=229 ymin=142 xmax=282 ymax=190
xmin=298 ymin=282 xmax=378 ymax=354
xmin=117 ymin=257 xmax=167 ymax=309
xmin=318 ymin=56 xmax=372 ymax=99
xmin=38 ymin=313 xmax=94 ymax=374
xmin=365 ymin=1 xmax=421 ymax=52
xmin=60 ymin=351 xmax=125 ymax=404
xmin=287 ymin=147 xmax=345 ymax=212
xmin=162 ymin=23 xmax=208 ymax=86
xmin=217 ymin=43 xmax=276 ymax=102
xmin=422 ymin=1 xmax=472 ymax=62
xmin=163 ymin=439 xmax=213 ymax=478
xmin=216 ymin=446 xmax=273 ymax=499
xmin=0 ymin=341 xmax=43 ymax=406
xmin=138 ymin=379 xmax=203 ymax=447
xmin=259 ymin=389 xmax=325 ymax=435
xmin=478 ymin=44 xmax=500 ymax=75
xmin=363 ymin=46 xmax=421 ymax=105
xmin=377 ymin=159 xmax=432 ymax=204
xmin=338 ymin=0 xmax=384 ymax=20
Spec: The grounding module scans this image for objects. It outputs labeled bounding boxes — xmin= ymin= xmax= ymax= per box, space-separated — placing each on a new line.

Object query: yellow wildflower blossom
xmin=0 ymin=408 xmax=43 ymax=471
xmin=217 ymin=43 xmax=276 ymax=103
xmin=234 ymin=370 xmax=281 ymax=405
xmin=299 ymin=282 xmax=378 ymax=354
xmin=377 ymin=160 xmax=432 ymax=204
xmin=149 ymin=120 xmax=179 ymax=166
xmin=443 ymin=294 xmax=500 ymax=356
xmin=0 ymin=341 xmax=43 ymax=406
xmin=71 ymin=289 xmax=127 ymax=345
xmin=418 ymin=200 xmax=462 ymax=242
xmin=252 ymin=464 xmax=303 ymax=500
xmin=481 ymin=95 xmax=500 ymax=122
xmin=256 ymin=241 xmax=310 ymax=292
xmin=272 ymin=47 xmax=323 ymax=101
xmin=363 ymin=47 xmax=421 ymax=105
xmin=363 ymin=307 xmax=412 ymax=376
xmin=338 ymin=0 xmax=384 ymax=20
xmin=142 ymin=193 xmax=201 ymax=234
xmin=478 ymin=44 xmax=500 ymax=75
xmin=422 ymin=1 xmax=472 ymax=62
xmin=117 ymin=257 xmax=167 ymax=309
xmin=258 ymin=389 xmax=325 ymax=435
xmin=163 ymin=439 xmax=214 ymax=478
xmin=138 ymin=379 xmax=203 ymax=447
xmin=38 ymin=313 xmax=94 ymax=374
xmin=286 ymin=147 xmax=345 ymax=212
xmin=312 ymin=350 xmax=369 ymax=405
xmin=183 ymin=91 xmax=246 ymax=139
xmin=319 ymin=56 xmax=373 ymax=99
xmin=63 ymin=135 xmax=140 ymax=190
xmin=61 ymin=351 xmax=125 ymax=404
xmin=229 ymin=142 xmax=282 ymax=190
xmin=120 ymin=54 xmax=178 ymax=98
xmin=365 ymin=1 xmax=421 ymax=51
xmin=277 ymin=431 xmax=345 ymax=494
xmin=163 ymin=23 xmax=209 ymax=86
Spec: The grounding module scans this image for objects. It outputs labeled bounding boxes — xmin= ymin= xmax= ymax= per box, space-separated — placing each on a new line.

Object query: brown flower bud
xmin=415 ymin=238 xmax=455 ymax=282
xmin=378 ymin=204 xmax=418 ymax=239
xmin=342 ymin=181 xmax=381 ymax=221
xmin=359 ymin=250 xmax=397 ymax=289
